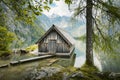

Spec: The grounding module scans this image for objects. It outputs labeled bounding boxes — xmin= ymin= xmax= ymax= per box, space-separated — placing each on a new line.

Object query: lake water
xmin=22 ymin=39 xmax=120 ymax=72
xmin=74 ymin=40 xmax=120 ymax=72
xmin=74 ymin=40 xmax=102 ymax=71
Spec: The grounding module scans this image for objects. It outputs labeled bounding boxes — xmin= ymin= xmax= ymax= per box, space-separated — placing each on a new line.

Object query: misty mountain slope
xmin=0 ymin=3 xmax=45 ymax=49
xmin=38 ymin=14 xmax=85 ymax=37
xmin=1 ymin=1 xmax=85 ymax=49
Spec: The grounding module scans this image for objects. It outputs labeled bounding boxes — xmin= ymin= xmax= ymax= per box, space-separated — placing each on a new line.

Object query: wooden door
xmin=48 ymin=40 xmax=56 ymax=54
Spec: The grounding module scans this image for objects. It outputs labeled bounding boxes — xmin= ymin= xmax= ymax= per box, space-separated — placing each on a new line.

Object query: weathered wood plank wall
xmin=38 ymin=30 xmax=70 ymax=53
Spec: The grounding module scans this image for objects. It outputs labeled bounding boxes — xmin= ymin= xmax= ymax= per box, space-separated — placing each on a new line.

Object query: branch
xmin=93 ymin=0 xmax=120 ymax=20
xmin=73 ymin=6 xmax=86 ymax=17
xmin=1 ymin=0 xmax=13 ymax=11
xmin=28 ymin=0 xmax=39 ymax=15
xmin=92 ymin=17 xmax=106 ymax=41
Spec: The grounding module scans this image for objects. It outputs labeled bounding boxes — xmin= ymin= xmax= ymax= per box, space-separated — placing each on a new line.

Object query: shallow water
xmin=74 ymin=40 xmax=120 ymax=72
xmin=74 ymin=40 xmax=102 ymax=71
xmin=0 ymin=39 xmax=120 ymax=78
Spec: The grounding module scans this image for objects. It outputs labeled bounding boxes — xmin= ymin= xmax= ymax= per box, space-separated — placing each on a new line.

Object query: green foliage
xmin=9 ymin=20 xmax=45 ymax=48
xmin=92 ymin=14 xmax=120 ymax=55
xmin=65 ymin=0 xmax=72 ymax=6
xmin=74 ymin=34 xmax=86 ymax=42
xmin=0 ymin=26 xmax=14 ymax=57
xmin=0 ymin=0 xmax=52 ymax=24
xmin=49 ymin=0 xmax=53 ymax=4
xmin=25 ymin=44 xmax=38 ymax=52
xmin=93 ymin=33 xmax=120 ymax=55
xmin=71 ymin=0 xmax=120 ymax=56
xmin=98 ymin=0 xmax=120 ymax=21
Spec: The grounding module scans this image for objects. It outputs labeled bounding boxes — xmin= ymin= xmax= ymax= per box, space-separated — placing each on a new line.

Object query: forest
xmin=0 ymin=0 xmax=120 ymax=80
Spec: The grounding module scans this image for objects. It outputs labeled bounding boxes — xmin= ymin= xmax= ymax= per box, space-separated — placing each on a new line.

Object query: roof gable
xmin=36 ymin=24 xmax=75 ymax=46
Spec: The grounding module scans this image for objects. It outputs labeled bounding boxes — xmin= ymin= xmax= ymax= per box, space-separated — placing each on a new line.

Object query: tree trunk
xmin=86 ymin=0 xmax=94 ymax=65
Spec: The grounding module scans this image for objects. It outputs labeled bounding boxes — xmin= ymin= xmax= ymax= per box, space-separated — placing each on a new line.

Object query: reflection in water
xmin=74 ymin=40 xmax=120 ymax=72
xmin=98 ymin=53 xmax=120 ymax=72
xmin=74 ymin=40 xmax=102 ymax=71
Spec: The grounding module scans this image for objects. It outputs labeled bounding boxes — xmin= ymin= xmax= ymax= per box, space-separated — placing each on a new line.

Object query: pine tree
xmin=67 ymin=0 xmax=120 ymax=65
xmin=86 ymin=0 xmax=94 ymax=65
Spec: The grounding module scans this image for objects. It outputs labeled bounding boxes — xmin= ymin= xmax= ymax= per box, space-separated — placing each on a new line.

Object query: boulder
xmin=94 ymin=72 xmax=105 ymax=77
xmin=40 ymin=67 xmax=61 ymax=76
xmin=27 ymin=67 xmax=62 ymax=80
xmin=63 ymin=71 xmax=84 ymax=80
xmin=63 ymin=72 xmax=69 ymax=80
xmin=35 ymin=70 xmax=48 ymax=80
xmin=70 ymin=72 xmax=84 ymax=78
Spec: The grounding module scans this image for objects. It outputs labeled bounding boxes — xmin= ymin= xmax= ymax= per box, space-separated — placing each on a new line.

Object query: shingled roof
xmin=36 ymin=24 xmax=75 ymax=46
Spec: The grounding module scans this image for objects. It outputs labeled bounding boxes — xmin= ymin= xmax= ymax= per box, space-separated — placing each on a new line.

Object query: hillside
xmin=38 ymin=14 xmax=85 ymax=37
xmin=0 ymin=2 xmax=45 ymax=49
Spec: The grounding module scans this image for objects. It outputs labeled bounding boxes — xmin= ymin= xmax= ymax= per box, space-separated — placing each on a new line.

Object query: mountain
xmin=38 ymin=14 xmax=85 ymax=37
xmin=0 ymin=3 xmax=45 ymax=49
xmin=1 ymin=1 xmax=85 ymax=49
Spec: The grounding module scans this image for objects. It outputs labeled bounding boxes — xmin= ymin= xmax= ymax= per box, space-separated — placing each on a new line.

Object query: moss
xmin=0 ymin=50 xmax=11 ymax=57
xmin=0 ymin=56 xmax=113 ymax=80
xmin=0 ymin=57 xmax=114 ymax=80
xmin=47 ymin=64 xmax=111 ymax=80
xmin=41 ymin=72 xmax=63 ymax=80
xmin=54 ymin=56 xmax=75 ymax=67
xmin=25 ymin=44 xmax=38 ymax=52
xmin=80 ymin=63 xmax=99 ymax=73
xmin=67 ymin=66 xmax=77 ymax=72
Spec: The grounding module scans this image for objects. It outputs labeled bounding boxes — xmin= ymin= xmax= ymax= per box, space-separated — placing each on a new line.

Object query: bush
xmin=25 ymin=44 xmax=38 ymax=52
xmin=0 ymin=26 xmax=14 ymax=57
xmin=0 ymin=50 xmax=11 ymax=57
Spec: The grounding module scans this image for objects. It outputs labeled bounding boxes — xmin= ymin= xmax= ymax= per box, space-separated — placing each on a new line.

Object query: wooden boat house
xmin=36 ymin=24 xmax=75 ymax=57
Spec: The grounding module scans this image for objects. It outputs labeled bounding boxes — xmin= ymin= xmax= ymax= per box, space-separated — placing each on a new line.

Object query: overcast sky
xmin=43 ymin=0 xmax=72 ymax=17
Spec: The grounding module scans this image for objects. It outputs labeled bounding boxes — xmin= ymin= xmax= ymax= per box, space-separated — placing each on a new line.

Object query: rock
xmin=27 ymin=67 xmax=62 ymax=80
xmin=28 ymin=69 xmax=38 ymax=80
xmin=63 ymin=71 xmax=84 ymax=80
xmin=94 ymin=72 xmax=104 ymax=77
xmin=109 ymin=72 xmax=120 ymax=79
xmin=71 ymin=72 xmax=84 ymax=78
xmin=40 ymin=67 xmax=61 ymax=76
xmin=63 ymin=72 xmax=69 ymax=80
xmin=35 ymin=70 xmax=48 ymax=80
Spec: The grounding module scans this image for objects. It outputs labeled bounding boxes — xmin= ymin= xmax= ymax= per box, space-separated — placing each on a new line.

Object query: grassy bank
xmin=42 ymin=64 xmax=120 ymax=80
xmin=0 ymin=56 xmax=75 ymax=80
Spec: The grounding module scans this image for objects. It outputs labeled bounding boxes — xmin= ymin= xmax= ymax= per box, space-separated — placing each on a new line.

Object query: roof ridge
xmin=53 ymin=25 xmax=75 ymax=45
xmin=36 ymin=24 xmax=75 ymax=45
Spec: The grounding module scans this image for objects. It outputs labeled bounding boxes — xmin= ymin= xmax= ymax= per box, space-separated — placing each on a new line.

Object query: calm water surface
xmin=74 ymin=40 xmax=102 ymax=71
xmin=74 ymin=40 xmax=120 ymax=72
